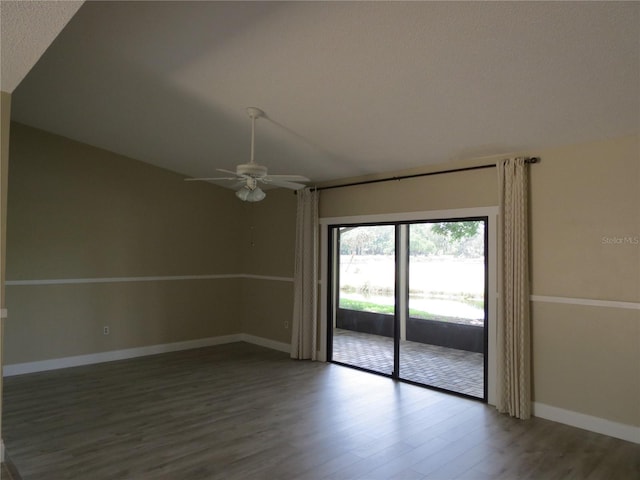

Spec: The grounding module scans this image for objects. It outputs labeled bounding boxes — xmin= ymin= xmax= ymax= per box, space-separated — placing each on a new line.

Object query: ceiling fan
xmin=185 ymin=107 xmax=310 ymax=202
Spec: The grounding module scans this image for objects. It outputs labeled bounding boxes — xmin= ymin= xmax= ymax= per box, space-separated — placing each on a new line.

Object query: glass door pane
xmin=331 ymin=225 xmax=396 ymax=376
xmin=400 ymin=220 xmax=487 ymax=398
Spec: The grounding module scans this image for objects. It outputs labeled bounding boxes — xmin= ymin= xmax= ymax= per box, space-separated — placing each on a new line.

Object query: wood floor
xmin=1 ymin=460 xmax=20 ymax=480
xmin=3 ymin=342 xmax=639 ymax=480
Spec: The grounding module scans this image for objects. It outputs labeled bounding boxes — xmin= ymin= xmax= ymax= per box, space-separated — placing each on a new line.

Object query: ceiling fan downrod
xmin=246 ymin=107 xmax=264 ymax=166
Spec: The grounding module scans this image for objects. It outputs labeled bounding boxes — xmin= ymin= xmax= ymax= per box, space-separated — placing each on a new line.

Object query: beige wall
xmin=319 ymin=134 xmax=640 ymax=428
xmin=532 ymin=302 xmax=638 ymax=426
xmin=241 ymin=189 xmax=297 ymax=277
xmin=5 ymin=123 xmax=246 ymax=363
xmin=6 ymin=279 xmax=243 ymax=364
xmin=320 ymin=162 xmax=498 ymax=218
xmin=242 ymin=279 xmax=294 ymax=344
xmin=527 ymin=135 xmax=639 ymax=427
xmin=8 ymin=123 xmax=244 ymax=279
xmin=241 ymin=189 xmax=296 ymax=343
xmin=529 ymin=135 xmax=639 ymax=301
xmin=1 ymin=91 xmax=12 ymax=454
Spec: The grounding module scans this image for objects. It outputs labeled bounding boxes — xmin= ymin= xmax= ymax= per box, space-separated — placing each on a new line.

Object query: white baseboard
xmin=240 ymin=334 xmax=291 ymax=354
xmin=533 ymin=402 xmax=640 ymax=444
xmin=2 ymin=334 xmax=244 ymax=377
xmin=2 ymin=334 xmax=292 ymax=377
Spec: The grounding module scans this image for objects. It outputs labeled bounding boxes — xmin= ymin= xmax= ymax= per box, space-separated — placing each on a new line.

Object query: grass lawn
xmin=339 ymin=297 xmax=478 ymax=324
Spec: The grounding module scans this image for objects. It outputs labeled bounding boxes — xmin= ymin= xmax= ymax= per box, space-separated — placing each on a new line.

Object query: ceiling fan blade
xmin=264 ymin=174 xmax=310 ymax=182
xmin=185 ymin=177 xmax=238 ymax=182
xmin=261 ymin=179 xmax=307 ymax=190
xmin=216 ymin=168 xmax=243 ymax=177
xmin=187 ymin=109 xmax=309 ymax=198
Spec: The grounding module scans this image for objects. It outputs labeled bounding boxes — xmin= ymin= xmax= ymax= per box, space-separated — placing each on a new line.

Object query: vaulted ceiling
xmin=4 ymin=1 xmax=639 ymax=186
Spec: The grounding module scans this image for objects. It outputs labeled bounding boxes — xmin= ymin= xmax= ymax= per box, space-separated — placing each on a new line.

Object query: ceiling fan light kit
xmin=186 ymin=107 xmax=310 ymax=202
xmin=236 ymin=186 xmax=266 ymax=202
xmin=235 ymin=176 xmax=266 ymax=202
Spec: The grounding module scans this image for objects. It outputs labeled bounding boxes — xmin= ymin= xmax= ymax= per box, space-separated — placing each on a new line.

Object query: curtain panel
xmin=291 ymin=188 xmax=319 ymax=360
xmin=497 ymin=157 xmax=532 ymax=419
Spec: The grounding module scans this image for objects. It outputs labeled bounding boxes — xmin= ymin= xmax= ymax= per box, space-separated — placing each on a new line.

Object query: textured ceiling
xmin=0 ymin=0 xmax=83 ymax=92
xmin=7 ymin=1 xmax=640 ymax=186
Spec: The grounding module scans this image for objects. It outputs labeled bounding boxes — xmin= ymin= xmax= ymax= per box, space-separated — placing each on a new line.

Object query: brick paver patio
xmin=331 ymin=328 xmax=484 ymax=398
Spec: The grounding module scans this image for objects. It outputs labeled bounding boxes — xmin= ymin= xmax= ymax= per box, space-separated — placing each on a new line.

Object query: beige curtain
xmin=497 ymin=157 xmax=531 ymax=419
xmin=291 ymin=188 xmax=318 ymax=360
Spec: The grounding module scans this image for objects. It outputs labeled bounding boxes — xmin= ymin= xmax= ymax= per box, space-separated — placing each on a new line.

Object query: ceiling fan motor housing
xmin=236 ymin=163 xmax=268 ymax=177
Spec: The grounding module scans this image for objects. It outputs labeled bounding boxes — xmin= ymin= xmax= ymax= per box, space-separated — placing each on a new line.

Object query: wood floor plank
xmin=3 ymin=342 xmax=639 ymax=480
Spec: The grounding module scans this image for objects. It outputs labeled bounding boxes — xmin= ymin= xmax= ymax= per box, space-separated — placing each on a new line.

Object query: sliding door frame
xmin=319 ymin=207 xmax=499 ymax=405
xmin=326 ymin=222 xmax=399 ymax=378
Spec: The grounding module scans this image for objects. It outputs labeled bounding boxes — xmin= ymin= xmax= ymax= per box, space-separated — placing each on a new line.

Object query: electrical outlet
xmin=284 ymin=321 xmax=289 ymax=329
xmin=103 ymin=326 xmax=110 ymax=335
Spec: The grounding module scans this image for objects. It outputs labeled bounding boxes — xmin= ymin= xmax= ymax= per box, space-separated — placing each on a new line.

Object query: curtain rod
xmin=315 ymin=157 xmax=540 ymax=192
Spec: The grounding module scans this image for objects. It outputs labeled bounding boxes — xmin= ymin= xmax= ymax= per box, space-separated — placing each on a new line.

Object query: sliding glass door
xmin=400 ymin=220 xmax=487 ymax=397
xmin=331 ymin=225 xmax=396 ymax=375
xmin=328 ymin=218 xmax=488 ymax=400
